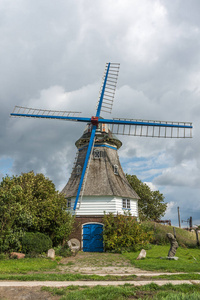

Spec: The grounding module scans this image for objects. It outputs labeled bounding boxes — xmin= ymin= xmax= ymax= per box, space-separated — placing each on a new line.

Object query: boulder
xmin=10 ymin=252 xmax=25 ymax=259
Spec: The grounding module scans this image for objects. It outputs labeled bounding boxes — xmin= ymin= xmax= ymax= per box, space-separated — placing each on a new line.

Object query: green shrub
xmin=0 ymin=230 xmax=24 ymax=253
xmin=103 ymin=212 xmax=153 ymax=253
xmin=55 ymin=244 xmax=72 ymax=257
xmin=21 ymin=232 xmax=52 ymax=254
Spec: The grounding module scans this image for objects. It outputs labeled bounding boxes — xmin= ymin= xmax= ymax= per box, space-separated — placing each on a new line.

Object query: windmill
xmin=11 ymin=63 xmax=192 ymax=252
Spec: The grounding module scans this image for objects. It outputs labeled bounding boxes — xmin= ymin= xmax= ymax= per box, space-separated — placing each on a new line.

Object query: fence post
xmin=195 ymin=229 xmax=199 ymax=247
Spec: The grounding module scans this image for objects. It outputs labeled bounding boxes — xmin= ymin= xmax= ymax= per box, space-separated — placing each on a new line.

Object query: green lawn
xmin=42 ymin=283 xmax=200 ymax=300
xmin=0 ymin=257 xmax=58 ymax=274
xmin=123 ymin=245 xmax=200 ymax=272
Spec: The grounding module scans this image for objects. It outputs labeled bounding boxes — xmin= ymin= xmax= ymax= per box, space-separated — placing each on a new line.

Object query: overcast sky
xmin=1 ymin=0 xmax=199 ymax=227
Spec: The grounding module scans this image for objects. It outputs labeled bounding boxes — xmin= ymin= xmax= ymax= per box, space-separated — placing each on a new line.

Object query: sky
xmin=0 ymin=0 xmax=200 ymax=227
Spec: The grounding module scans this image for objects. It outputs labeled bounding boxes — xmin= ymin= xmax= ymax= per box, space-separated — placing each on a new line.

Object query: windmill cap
xmin=75 ymin=122 xmax=122 ymax=149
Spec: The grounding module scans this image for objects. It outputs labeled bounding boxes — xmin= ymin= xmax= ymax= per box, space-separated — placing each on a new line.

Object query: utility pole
xmin=177 ymin=206 xmax=181 ymax=228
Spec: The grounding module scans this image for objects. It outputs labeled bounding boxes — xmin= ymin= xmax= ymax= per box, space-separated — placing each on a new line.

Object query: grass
xmin=0 ymin=272 xmax=200 ymax=281
xmin=0 ymin=273 xmax=137 ymax=281
xmin=0 ymin=257 xmax=58 ymax=274
xmin=143 ymin=222 xmax=198 ymax=248
xmin=123 ymin=245 xmax=200 ymax=272
xmin=42 ymin=283 xmax=200 ymax=300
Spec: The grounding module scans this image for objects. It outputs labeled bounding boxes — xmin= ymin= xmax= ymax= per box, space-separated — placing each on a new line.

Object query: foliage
xmin=142 ymin=221 xmax=197 ymax=248
xmin=21 ymin=232 xmax=52 ymax=254
xmin=55 ymin=243 xmax=72 ymax=257
xmin=103 ymin=212 xmax=153 ymax=253
xmin=0 ymin=171 xmax=74 ymax=252
xmin=126 ymin=174 xmax=167 ymax=221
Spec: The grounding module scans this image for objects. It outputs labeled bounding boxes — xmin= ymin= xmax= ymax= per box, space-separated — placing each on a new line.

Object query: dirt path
xmin=0 ymin=286 xmax=60 ymax=300
xmin=58 ymin=252 xmax=154 ymax=275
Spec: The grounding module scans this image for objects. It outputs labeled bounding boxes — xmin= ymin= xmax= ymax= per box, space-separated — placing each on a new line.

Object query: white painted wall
xmin=69 ymin=195 xmax=138 ymax=217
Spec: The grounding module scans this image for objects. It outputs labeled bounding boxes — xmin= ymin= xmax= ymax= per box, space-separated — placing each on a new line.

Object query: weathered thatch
xmin=62 ymin=126 xmax=139 ymax=200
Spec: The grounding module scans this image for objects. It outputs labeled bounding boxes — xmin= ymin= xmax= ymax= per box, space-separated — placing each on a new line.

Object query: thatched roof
xmin=62 ymin=127 xmax=139 ymax=199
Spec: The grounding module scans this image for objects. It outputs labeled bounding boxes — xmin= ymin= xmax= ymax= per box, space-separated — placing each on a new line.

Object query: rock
xmin=47 ymin=249 xmax=55 ymax=259
xmin=136 ymin=249 xmax=146 ymax=260
xmin=67 ymin=238 xmax=80 ymax=256
xmin=10 ymin=252 xmax=25 ymax=259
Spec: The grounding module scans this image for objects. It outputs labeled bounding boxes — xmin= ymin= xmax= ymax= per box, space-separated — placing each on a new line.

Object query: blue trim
xmin=11 ymin=113 xmax=193 ymax=129
xmin=78 ymin=144 xmax=117 ymax=151
xmin=73 ymin=125 xmax=97 ymax=211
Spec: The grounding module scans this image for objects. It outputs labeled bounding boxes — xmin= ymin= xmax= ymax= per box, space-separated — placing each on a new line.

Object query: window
xmin=114 ymin=164 xmax=118 ymax=175
xmin=93 ymin=149 xmax=100 ymax=159
xmin=67 ymin=198 xmax=71 ymax=209
xmin=122 ymin=198 xmax=131 ymax=209
xmin=93 ymin=149 xmax=105 ymax=159
xmin=76 ymin=165 xmax=81 ymax=175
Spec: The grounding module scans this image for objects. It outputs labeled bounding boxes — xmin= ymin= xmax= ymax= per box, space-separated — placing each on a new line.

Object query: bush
xmin=21 ymin=232 xmax=52 ymax=254
xmin=0 ymin=230 xmax=24 ymax=253
xmin=55 ymin=243 xmax=72 ymax=257
xmin=103 ymin=212 xmax=153 ymax=253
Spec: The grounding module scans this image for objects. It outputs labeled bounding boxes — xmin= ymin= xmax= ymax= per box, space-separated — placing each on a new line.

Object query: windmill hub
xmin=91 ymin=116 xmax=99 ymax=126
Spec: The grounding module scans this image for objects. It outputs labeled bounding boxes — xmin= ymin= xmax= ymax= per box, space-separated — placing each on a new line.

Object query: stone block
xmin=47 ymin=248 xmax=55 ymax=259
xmin=136 ymin=249 xmax=146 ymax=260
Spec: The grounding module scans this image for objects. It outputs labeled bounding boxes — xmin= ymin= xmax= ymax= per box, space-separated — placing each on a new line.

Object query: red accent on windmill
xmin=91 ymin=116 xmax=99 ymax=126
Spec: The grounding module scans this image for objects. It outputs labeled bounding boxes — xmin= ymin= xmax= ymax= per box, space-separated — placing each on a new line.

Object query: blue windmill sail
xmin=103 ymin=118 xmax=192 ymax=138
xmin=96 ymin=63 xmax=120 ymax=114
xmin=10 ymin=62 xmax=193 ymax=212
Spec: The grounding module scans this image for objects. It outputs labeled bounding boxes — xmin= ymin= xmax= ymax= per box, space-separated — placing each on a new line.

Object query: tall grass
xmin=142 ymin=221 xmax=197 ymax=248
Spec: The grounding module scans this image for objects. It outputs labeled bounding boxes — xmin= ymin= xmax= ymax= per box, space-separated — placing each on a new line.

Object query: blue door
xmin=82 ymin=223 xmax=104 ymax=252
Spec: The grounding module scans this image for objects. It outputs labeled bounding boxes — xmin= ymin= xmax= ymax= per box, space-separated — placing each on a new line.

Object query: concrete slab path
xmin=0 ymin=280 xmax=199 ymax=287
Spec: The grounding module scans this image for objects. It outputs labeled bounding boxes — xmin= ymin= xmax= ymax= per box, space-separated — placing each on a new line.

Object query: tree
xmin=0 ymin=171 xmax=74 ymax=252
xmin=126 ymin=174 xmax=167 ymax=221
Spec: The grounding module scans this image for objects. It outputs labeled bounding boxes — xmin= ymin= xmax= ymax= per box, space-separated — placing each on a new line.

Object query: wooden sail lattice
xmin=96 ymin=63 xmax=120 ymax=114
xmin=110 ymin=118 xmax=192 ymax=138
xmin=11 ymin=106 xmax=82 ymax=119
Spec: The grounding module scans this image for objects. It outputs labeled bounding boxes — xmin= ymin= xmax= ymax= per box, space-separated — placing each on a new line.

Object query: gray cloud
xmin=0 ymin=0 xmax=200 ymax=225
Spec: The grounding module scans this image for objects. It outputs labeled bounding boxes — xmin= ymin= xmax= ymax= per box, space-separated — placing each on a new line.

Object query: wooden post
xmin=195 ymin=229 xmax=200 ymax=247
xmin=189 ymin=216 xmax=192 ymax=230
xmin=177 ymin=207 xmax=181 ymax=228
xmin=173 ymin=227 xmax=176 ymax=239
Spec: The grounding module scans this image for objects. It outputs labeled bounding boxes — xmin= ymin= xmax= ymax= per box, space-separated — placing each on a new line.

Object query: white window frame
xmin=114 ymin=164 xmax=119 ymax=175
xmin=122 ymin=198 xmax=131 ymax=210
